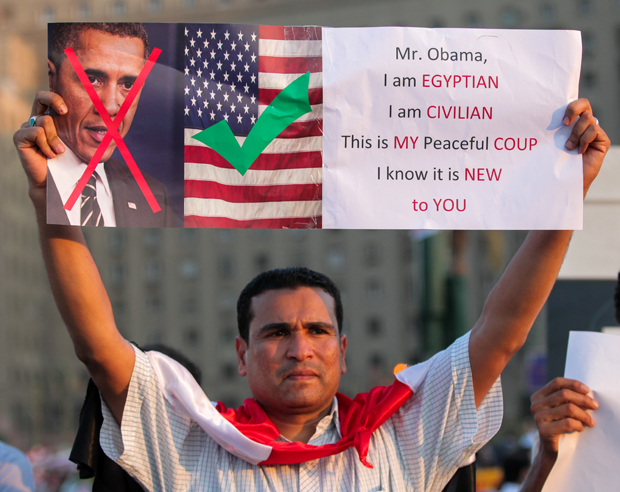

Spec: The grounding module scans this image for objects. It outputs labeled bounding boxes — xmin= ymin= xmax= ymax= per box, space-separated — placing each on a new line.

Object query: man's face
xmin=236 ymin=287 xmax=347 ymax=419
xmin=48 ymin=29 xmax=146 ymax=163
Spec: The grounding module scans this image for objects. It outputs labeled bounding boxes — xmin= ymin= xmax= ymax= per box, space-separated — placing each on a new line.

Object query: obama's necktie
xmin=81 ymin=172 xmax=104 ymax=227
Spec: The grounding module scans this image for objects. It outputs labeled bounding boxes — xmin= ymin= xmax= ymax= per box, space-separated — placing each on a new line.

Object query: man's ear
xmin=235 ymin=336 xmax=248 ymax=377
xmin=48 ymin=59 xmax=57 ymax=92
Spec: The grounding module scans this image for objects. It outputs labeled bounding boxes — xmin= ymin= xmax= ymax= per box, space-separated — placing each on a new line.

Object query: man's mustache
xmin=278 ymin=365 xmax=322 ymax=379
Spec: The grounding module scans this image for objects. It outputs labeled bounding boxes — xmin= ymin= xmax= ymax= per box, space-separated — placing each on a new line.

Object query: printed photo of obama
xmin=44 ymin=23 xmax=184 ymax=227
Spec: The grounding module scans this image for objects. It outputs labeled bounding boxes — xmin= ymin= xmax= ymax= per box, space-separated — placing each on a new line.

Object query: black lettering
xmin=396 ymin=47 xmax=410 ymax=60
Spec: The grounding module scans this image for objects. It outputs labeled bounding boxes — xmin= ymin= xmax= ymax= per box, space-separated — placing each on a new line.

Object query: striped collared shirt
xmin=101 ymin=332 xmax=502 ymax=492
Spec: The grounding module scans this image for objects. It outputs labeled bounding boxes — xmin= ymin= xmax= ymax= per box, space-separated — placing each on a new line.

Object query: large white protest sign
xmin=542 ymin=331 xmax=620 ymax=492
xmin=47 ymin=24 xmax=584 ymax=229
xmin=322 ymin=28 xmax=583 ymax=229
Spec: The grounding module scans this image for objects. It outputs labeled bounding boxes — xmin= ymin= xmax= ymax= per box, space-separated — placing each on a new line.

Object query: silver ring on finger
xmin=29 ymin=116 xmax=37 ymax=127
xmin=595 ymin=117 xmax=599 ymax=125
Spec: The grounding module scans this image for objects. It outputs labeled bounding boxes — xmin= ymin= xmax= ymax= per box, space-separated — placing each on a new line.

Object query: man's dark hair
xmin=237 ymin=267 xmax=344 ymax=343
xmin=48 ymin=23 xmax=150 ymax=69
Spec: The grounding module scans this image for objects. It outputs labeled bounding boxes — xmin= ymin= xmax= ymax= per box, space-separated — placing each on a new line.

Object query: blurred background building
xmin=0 ymin=0 xmax=619 ymax=472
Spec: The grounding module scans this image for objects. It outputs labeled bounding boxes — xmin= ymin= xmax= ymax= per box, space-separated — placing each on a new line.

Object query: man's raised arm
xmin=469 ymin=98 xmax=610 ymax=407
xmin=13 ymin=91 xmax=134 ymax=423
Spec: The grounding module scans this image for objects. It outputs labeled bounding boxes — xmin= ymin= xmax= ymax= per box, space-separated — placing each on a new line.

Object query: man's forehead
xmin=249 ymin=287 xmax=338 ymax=324
xmin=73 ymin=30 xmax=146 ymax=65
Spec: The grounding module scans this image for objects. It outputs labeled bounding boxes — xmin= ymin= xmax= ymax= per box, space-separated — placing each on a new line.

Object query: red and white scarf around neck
xmin=146 ymin=351 xmax=432 ymax=468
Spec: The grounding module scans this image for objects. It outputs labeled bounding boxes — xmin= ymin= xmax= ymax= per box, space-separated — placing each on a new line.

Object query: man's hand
xmin=530 ymin=377 xmax=598 ymax=458
xmin=13 ymin=91 xmax=66 ymax=206
xmin=562 ymin=98 xmax=610 ymax=197
xmin=519 ymin=377 xmax=598 ymax=492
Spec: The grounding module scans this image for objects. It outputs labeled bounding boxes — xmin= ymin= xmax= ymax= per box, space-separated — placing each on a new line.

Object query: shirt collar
xmin=275 ymin=397 xmax=341 ymax=444
xmin=47 ymin=140 xmax=113 ymax=204
xmin=316 ymin=397 xmax=341 ymax=437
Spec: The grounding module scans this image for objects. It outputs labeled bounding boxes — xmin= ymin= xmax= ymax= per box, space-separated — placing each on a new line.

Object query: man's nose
xmin=96 ymin=85 xmax=121 ymax=118
xmin=286 ymin=331 xmax=313 ymax=361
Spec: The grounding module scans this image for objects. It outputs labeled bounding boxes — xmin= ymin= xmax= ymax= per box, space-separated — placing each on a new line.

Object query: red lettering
xmin=433 ymin=198 xmax=467 ymax=211
xmin=465 ymin=168 xmax=502 ymax=181
xmin=395 ymin=136 xmax=408 ymax=149
xmin=487 ymin=168 xmax=502 ymax=181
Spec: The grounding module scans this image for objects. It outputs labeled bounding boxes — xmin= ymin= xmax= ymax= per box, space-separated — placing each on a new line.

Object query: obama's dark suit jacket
xmin=47 ymin=158 xmax=178 ymax=227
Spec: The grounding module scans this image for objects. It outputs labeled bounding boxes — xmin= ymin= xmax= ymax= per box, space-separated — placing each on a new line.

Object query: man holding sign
xmin=14 ymin=87 xmax=609 ymax=491
xmin=44 ymin=23 xmax=176 ymax=227
xmin=518 ymin=377 xmax=598 ymax=492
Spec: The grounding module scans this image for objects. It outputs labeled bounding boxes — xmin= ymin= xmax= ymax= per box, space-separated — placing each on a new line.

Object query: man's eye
xmin=88 ymin=76 xmax=100 ymax=85
xmin=122 ymin=82 xmax=133 ymax=90
xmin=270 ymin=330 xmax=287 ymax=337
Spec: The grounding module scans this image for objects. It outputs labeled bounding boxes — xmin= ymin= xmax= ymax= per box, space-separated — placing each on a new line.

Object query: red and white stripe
xmin=184 ymin=25 xmax=323 ymax=229
xmin=146 ymin=349 xmax=430 ymax=467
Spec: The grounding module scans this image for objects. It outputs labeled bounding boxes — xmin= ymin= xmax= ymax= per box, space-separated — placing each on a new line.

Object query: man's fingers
xmin=539 ymin=417 xmax=587 ymax=440
xmin=577 ymin=123 xmax=603 ymax=154
xmin=534 ymin=401 xmax=597 ymax=428
xmin=30 ymin=90 xmax=67 ymax=118
xmin=532 ymin=389 xmax=598 ymax=415
xmin=15 ymin=114 xmax=64 ymax=159
xmin=565 ymin=111 xmax=597 ymax=151
xmin=36 ymin=115 xmax=65 ymax=155
xmin=563 ymin=98 xmax=593 ymax=126
xmin=531 ymin=377 xmax=590 ymax=401
xmin=535 ymin=416 xmax=588 ymax=455
xmin=15 ymin=125 xmax=57 ymax=160
xmin=31 ymin=127 xmax=57 ymax=159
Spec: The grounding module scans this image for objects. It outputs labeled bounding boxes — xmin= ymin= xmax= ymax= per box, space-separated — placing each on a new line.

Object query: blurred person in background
xmin=518 ymin=271 xmax=619 ymax=491
xmin=517 ymin=377 xmax=598 ymax=492
xmin=0 ymin=439 xmax=35 ymax=492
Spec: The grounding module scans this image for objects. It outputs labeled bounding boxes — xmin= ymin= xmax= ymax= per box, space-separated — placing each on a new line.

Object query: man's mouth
xmin=85 ymin=126 xmax=109 ymax=144
xmin=284 ymin=369 xmax=319 ymax=381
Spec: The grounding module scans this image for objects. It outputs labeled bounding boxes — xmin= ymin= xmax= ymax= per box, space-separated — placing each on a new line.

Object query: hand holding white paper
xmin=542 ymin=331 xmax=620 ymax=492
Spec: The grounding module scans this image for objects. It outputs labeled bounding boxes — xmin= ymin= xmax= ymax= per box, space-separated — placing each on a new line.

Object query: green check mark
xmin=192 ymin=72 xmax=312 ymax=176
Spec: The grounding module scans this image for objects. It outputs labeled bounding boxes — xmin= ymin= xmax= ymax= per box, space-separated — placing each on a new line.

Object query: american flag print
xmin=183 ymin=24 xmax=323 ymax=228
